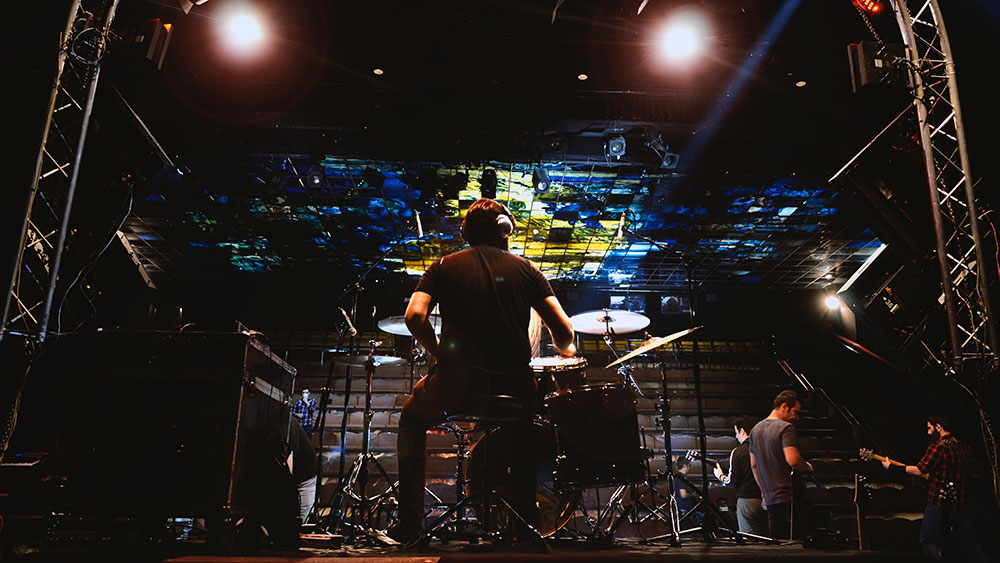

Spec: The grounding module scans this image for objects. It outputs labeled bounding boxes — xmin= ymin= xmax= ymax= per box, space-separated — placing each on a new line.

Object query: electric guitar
xmin=858 ymin=448 xmax=905 ymax=468
xmin=684 ymin=449 xmax=725 ymax=481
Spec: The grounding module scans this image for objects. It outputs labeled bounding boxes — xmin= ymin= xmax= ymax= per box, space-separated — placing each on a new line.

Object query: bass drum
xmin=465 ymin=421 xmax=580 ymax=536
xmin=545 ymin=384 xmax=646 ymax=489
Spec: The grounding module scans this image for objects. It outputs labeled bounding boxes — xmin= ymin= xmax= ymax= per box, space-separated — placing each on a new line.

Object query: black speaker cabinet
xmin=7 ymin=330 xmax=295 ymax=518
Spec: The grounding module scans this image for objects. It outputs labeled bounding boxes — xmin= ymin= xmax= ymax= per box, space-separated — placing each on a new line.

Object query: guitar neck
xmin=865 ymin=451 xmax=906 ymax=467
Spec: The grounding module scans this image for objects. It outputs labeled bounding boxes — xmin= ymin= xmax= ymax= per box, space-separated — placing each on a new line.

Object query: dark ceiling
xmin=9 ymin=0 xmax=1000 ymax=306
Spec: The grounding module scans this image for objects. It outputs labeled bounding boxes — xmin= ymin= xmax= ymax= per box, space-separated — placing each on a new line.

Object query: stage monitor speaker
xmin=6 ymin=330 xmax=296 ymax=519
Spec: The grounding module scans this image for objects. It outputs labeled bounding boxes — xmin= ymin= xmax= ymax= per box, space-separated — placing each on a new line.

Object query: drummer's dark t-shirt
xmin=414 ymin=245 xmax=554 ymax=376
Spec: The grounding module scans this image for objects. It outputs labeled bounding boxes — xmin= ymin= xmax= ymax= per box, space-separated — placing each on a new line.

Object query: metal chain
xmin=853 ymin=3 xmax=886 ymax=46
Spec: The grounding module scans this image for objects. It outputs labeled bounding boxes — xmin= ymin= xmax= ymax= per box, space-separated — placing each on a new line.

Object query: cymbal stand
xmin=600 ymin=325 xmax=643 ymax=397
xmin=619 ymin=219 xmax=739 ymax=545
xmin=326 ymin=340 xmax=399 ymax=546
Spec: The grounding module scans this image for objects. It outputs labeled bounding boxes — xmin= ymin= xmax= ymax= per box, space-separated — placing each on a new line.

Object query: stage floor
xmin=160 ymin=540 xmax=926 ymax=563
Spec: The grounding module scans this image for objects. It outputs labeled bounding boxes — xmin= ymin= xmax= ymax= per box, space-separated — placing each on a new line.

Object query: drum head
xmin=529 ymin=356 xmax=587 ymax=372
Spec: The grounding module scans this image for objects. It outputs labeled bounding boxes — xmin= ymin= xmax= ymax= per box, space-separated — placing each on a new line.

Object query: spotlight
xmin=824 ymin=295 xmax=842 ymax=310
xmin=605 ymin=135 xmax=626 ymax=160
xmin=646 ymin=135 xmax=680 ymax=169
xmin=443 ymin=172 xmax=468 ymax=200
xmin=307 ymin=164 xmax=325 ymax=187
xmin=362 ymin=168 xmax=384 ymax=189
xmin=657 ymin=8 xmax=710 ymax=63
xmin=852 ymin=0 xmax=883 ymax=14
xmin=532 ymin=168 xmax=551 ymax=194
xmin=418 ymin=168 xmax=440 ymax=199
xmin=219 ymin=4 xmax=266 ymax=55
xmin=480 ymin=169 xmax=497 ymax=200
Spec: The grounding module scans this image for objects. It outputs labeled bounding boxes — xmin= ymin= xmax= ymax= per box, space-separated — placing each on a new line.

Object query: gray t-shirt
xmin=748 ymin=418 xmax=797 ymax=506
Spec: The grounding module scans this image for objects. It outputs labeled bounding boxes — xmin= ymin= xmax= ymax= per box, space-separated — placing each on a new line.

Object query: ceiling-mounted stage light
xmin=824 ymin=295 xmax=842 ymax=310
xmin=362 ymin=167 xmax=384 ymax=189
xmin=443 ymin=172 xmax=468 ymax=200
xmin=418 ymin=168 xmax=440 ymax=199
xmin=605 ymin=135 xmax=627 ymax=160
xmin=532 ymin=168 xmax=551 ymax=194
xmin=646 ymin=135 xmax=680 ymax=169
xmin=307 ymin=164 xmax=325 ymax=187
xmin=852 ymin=0 xmax=883 ymax=14
xmin=480 ymin=169 xmax=498 ymax=199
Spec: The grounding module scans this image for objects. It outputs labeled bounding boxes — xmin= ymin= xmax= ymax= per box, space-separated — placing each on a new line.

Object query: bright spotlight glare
xmin=222 ymin=9 xmax=264 ymax=52
xmin=825 ymin=296 xmax=842 ymax=310
xmin=658 ymin=10 xmax=710 ymax=62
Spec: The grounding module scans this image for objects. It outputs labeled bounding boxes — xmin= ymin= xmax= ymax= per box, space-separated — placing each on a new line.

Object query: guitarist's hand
xmin=880 ymin=458 xmax=892 ymax=470
xmin=713 ymin=465 xmax=725 ymax=481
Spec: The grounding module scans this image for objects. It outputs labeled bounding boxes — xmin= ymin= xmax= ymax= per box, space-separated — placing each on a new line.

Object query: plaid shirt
xmin=292 ymin=396 xmax=318 ymax=429
xmin=916 ymin=435 xmax=971 ymax=510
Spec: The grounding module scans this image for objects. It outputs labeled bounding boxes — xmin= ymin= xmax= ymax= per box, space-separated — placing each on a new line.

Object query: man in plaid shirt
xmin=293 ymin=388 xmax=318 ymax=438
xmin=881 ymin=415 xmax=986 ymax=562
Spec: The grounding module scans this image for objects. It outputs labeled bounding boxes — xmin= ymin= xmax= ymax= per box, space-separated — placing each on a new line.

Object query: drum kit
xmin=323 ymin=306 xmax=728 ymax=547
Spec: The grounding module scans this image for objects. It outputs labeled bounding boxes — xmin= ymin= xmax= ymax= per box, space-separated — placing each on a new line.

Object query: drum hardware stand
xmin=309 ymin=312 xmax=354 ymax=530
xmin=323 ymin=340 xmax=400 ymax=546
xmin=406 ymin=424 xmax=552 ymax=553
xmin=319 ymin=217 xmax=420 ymax=538
xmin=600 ymin=326 xmax=643 ymax=397
xmin=618 ymin=219 xmax=739 ymax=546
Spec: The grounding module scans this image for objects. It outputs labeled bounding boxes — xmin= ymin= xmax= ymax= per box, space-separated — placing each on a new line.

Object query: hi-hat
xmin=335 ymin=355 xmax=408 ymax=368
xmin=606 ymin=326 xmax=703 ymax=368
xmin=569 ymin=309 xmax=650 ymax=335
xmin=377 ymin=314 xmax=442 ymax=336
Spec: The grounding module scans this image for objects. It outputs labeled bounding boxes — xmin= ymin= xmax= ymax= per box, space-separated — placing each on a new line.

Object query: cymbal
xmin=606 ymin=326 xmax=703 ymax=369
xmin=569 ymin=309 xmax=650 ymax=335
xmin=377 ymin=314 xmax=442 ymax=336
xmin=334 ymin=355 xmax=409 ymax=368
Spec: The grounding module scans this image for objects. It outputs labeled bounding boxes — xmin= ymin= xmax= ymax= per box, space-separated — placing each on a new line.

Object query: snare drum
xmin=530 ymin=356 xmax=587 ymax=397
xmin=545 ymin=384 xmax=646 ymax=489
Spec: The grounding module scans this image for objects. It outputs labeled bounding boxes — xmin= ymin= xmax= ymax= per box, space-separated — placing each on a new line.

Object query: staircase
xmin=276 ymin=330 xmax=924 ymax=549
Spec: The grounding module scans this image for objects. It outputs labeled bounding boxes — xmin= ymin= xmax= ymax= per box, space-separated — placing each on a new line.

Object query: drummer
xmin=389 ymin=198 xmax=576 ymax=543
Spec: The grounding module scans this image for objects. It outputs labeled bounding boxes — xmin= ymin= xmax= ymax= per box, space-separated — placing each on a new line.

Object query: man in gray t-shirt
xmin=749 ymin=390 xmax=813 ymax=540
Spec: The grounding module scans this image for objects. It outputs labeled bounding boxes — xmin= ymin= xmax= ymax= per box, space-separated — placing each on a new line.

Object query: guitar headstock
xmin=685 ymin=449 xmax=700 ymax=462
xmin=859 ymin=448 xmax=873 ymax=461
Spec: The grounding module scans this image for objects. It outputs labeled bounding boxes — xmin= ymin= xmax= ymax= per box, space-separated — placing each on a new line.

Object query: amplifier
xmin=5 ymin=329 xmax=296 ymax=519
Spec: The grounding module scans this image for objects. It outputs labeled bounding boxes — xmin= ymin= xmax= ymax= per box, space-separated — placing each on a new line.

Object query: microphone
xmin=338 ymin=307 xmax=357 ymax=336
xmin=414 ymin=209 xmax=423 ymax=239
xmin=615 ymin=211 xmax=626 ymax=240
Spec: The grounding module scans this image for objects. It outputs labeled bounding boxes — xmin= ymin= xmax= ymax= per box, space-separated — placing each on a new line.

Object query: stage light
xmin=605 ymin=135 xmax=626 ymax=160
xmin=307 ymin=164 xmax=325 ymax=187
xmin=657 ymin=9 xmax=710 ymax=63
xmin=362 ymin=168 xmax=384 ymax=189
xmin=480 ymin=169 xmax=497 ymax=200
xmin=220 ymin=5 xmax=265 ymax=54
xmin=825 ymin=295 xmax=842 ymax=310
xmin=532 ymin=168 xmax=551 ymax=194
xmin=373 ymin=68 xmax=384 ymax=75
xmin=443 ymin=172 xmax=468 ymax=200
xmin=852 ymin=0 xmax=883 ymax=15
xmin=577 ymin=73 xmax=588 ymax=81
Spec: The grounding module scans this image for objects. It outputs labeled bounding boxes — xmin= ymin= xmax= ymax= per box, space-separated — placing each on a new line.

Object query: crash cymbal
xmin=334 ymin=355 xmax=409 ymax=368
xmin=606 ymin=326 xmax=703 ymax=369
xmin=377 ymin=314 xmax=442 ymax=336
xmin=569 ymin=309 xmax=650 ymax=335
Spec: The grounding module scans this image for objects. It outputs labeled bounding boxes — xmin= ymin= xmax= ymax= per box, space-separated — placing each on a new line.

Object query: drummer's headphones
xmin=496 ymin=212 xmax=513 ymax=237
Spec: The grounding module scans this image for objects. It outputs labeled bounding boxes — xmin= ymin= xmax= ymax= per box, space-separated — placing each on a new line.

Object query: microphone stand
xmin=619 ymin=223 xmax=740 ymax=545
xmin=318 ymin=219 xmax=420 ymax=540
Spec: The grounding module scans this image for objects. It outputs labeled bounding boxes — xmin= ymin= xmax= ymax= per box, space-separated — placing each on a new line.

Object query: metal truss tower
xmin=1 ymin=0 xmax=120 ymax=343
xmin=887 ymin=0 xmax=1000 ymax=505
xmin=889 ymin=0 xmax=1000 ymax=375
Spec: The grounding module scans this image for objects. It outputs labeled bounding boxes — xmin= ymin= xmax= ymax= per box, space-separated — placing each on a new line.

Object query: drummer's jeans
xmin=396 ymin=369 xmax=537 ymax=533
